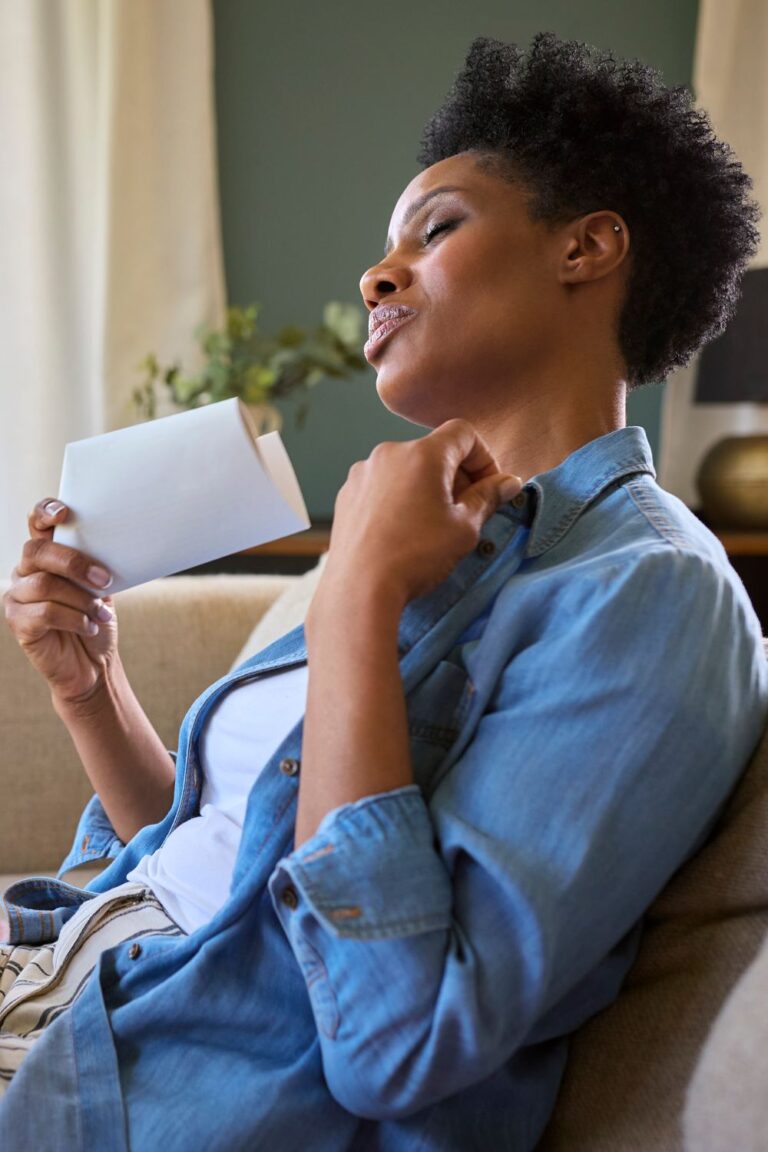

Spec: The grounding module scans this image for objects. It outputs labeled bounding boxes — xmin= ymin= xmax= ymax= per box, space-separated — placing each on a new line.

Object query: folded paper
xmin=53 ymin=398 xmax=310 ymax=595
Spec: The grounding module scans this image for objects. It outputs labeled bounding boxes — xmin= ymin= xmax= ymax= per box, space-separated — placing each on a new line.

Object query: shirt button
xmin=478 ymin=539 xmax=496 ymax=558
xmin=279 ymin=757 xmax=300 ymax=776
xmin=512 ymin=492 xmax=527 ymax=509
xmin=281 ymin=886 xmax=299 ymax=910
xmin=128 ymin=942 xmax=142 ymax=960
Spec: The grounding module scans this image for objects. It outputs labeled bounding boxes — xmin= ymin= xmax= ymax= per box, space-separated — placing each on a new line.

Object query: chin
xmin=375 ymin=387 xmax=443 ymax=430
xmin=374 ymin=365 xmax=460 ymax=430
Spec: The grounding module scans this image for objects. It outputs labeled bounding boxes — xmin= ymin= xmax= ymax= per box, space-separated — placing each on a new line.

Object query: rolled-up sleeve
xmin=268 ymin=549 xmax=768 ymax=1120
xmin=56 ymin=750 xmax=178 ymax=877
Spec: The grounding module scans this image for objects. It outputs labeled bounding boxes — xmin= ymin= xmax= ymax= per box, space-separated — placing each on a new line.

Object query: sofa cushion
xmin=228 ymin=553 xmax=328 ymax=670
xmin=538 ymin=639 xmax=768 ymax=1151
xmin=683 ymin=922 xmax=768 ymax=1151
xmin=0 ymin=575 xmax=292 ymax=875
xmin=0 ymin=864 xmax=109 ymax=892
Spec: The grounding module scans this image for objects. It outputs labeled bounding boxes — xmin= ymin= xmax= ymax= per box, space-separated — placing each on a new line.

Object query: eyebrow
xmin=384 ymin=185 xmax=465 ymax=257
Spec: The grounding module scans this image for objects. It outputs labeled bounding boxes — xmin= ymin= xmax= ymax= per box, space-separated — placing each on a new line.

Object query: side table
xmin=175 ymin=522 xmax=332 ymax=578
xmin=174 ymin=517 xmax=768 ymax=632
xmin=708 ymin=528 xmax=768 ymax=634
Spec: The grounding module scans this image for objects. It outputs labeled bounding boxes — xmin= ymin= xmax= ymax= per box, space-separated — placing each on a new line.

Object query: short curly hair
xmin=416 ymin=32 xmax=762 ymax=391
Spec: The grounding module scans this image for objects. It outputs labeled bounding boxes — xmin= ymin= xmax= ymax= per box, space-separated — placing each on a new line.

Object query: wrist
xmin=306 ymin=569 xmax=406 ymax=638
xmin=51 ymin=654 xmax=125 ymax=723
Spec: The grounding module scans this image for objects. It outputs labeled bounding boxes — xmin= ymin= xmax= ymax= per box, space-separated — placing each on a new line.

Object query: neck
xmin=469 ymin=371 xmax=627 ymax=484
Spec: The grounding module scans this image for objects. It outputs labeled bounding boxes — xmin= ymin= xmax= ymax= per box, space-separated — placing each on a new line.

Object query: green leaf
xmin=268 ymin=347 xmax=303 ymax=373
xmin=277 ymin=324 xmax=306 ymax=348
xmin=170 ymin=375 xmax=205 ymax=404
xmin=304 ymin=340 xmax=347 ymax=369
xmin=203 ymin=331 xmax=232 ymax=358
xmin=227 ymin=304 xmax=260 ymax=343
xmin=323 ymin=301 xmax=365 ymax=349
xmin=137 ymin=352 xmax=160 ymax=379
xmin=138 ymin=298 xmax=362 ymax=421
xmin=243 ymin=364 xmax=277 ymax=404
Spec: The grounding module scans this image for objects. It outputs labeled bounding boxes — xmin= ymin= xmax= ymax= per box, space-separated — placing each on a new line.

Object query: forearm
xmin=297 ymin=580 xmax=411 ymax=849
xmin=52 ymin=654 xmax=176 ymax=845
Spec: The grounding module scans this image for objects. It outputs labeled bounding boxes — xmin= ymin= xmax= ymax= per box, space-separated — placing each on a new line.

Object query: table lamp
xmin=694 ymin=266 xmax=768 ymax=529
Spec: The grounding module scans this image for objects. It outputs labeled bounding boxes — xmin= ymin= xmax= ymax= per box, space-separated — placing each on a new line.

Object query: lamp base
xmin=696 ymin=435 xmax=768 ymax=530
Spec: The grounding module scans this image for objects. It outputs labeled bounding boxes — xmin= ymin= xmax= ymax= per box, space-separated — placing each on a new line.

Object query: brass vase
xmin=696 ymin=435 xmax=768 ymax=529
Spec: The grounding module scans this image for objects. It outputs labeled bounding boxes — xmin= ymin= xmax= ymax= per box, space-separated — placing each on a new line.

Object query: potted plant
xmin=132 ymin=300 xmax=368 ymax=433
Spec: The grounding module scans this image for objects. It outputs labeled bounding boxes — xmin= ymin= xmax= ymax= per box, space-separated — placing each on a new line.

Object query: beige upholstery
xmin=539 ymin=654 xmax=768 ymax=1151
xmin=0 ymin=574 xmax=296 ymax=880
xmin=2 ymin=571 xmax=768 ymax=1150
xmin=683 ymin=925 xmax=768 ymax=1151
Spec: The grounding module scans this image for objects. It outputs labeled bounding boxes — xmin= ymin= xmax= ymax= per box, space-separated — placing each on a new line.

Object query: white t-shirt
xmin=126 ymin=664 xmax=309 ymax=934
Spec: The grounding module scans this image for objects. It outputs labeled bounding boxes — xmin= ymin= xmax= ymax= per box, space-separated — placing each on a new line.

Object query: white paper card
xmin=53 ymin=397 xmax=310 ymax=595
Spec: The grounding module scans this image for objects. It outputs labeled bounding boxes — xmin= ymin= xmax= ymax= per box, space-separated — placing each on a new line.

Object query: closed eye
xmin=424 ymin=219 xmax=458 ymax=245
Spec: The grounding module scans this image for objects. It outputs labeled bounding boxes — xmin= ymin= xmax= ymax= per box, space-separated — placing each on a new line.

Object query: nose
xmin=359 ymin=258 xmax=411 ymax=311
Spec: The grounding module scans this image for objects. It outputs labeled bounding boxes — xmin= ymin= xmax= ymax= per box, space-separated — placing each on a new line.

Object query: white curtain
xmin=658 ymin=0 xmax=768 ymax=505
xmin=0 ymin=0 xmax=226 ymax=578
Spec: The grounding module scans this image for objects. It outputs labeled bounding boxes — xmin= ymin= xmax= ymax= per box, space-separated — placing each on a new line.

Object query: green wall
xmin=212 ymin=0 xmax=700 ymax=520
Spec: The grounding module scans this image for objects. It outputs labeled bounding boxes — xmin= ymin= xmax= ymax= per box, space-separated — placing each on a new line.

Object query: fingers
xmin=29 ymin=498 xmax=68 ymax=540
xmin=427 ymin=419 xmax=500 ymax=478
xmin=3 ymin=556 xmax=114 ymax=645
xmin=19 ymin=501 xmax=112 ymax=591
xmin=17 ymin=537 xmax=112 ymax=590
xmin=9 ymin=568 xmax=111 ymax=622
xmin=4 ymin=591 xmax=103 ymax=643
xmin=450 ymin=474 xmax=523 ymax=543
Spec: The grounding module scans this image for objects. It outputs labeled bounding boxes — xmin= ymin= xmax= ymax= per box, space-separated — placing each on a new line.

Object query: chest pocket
xmin=406 ymin=659 xmax=474 ymax=792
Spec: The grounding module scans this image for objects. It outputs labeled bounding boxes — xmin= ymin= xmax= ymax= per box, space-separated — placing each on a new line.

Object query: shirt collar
xmin=505 ymin=425 xmax=656 ymax=557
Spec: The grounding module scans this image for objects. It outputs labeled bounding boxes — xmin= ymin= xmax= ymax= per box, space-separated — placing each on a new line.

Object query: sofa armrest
xmin=0 ymin=574 xmax=296 ymax=875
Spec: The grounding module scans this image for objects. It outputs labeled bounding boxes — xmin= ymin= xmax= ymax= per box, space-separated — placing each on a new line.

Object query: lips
xmin=364 ymin=306 xmax=417 ymax=361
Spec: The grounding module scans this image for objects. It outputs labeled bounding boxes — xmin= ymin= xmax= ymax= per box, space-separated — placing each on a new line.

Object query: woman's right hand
xmin=2 ymin=499 xmax=120 ymax=710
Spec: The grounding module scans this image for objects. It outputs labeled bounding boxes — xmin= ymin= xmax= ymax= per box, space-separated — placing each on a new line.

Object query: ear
xmin=559 ymin=212 xmax=630 ymax=286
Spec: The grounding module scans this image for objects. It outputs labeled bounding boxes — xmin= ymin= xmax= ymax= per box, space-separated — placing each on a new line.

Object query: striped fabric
xmin=0 ymin=881 xmax=185 ymax=1094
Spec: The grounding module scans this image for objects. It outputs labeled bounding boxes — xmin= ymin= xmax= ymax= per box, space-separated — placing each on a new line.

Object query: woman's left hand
xmin=309 ymin=419 xmax=523 ymax=620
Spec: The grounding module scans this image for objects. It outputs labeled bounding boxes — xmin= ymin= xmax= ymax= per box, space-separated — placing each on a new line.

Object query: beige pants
xmin=0 ymin=880 xmax=185 ymax=1096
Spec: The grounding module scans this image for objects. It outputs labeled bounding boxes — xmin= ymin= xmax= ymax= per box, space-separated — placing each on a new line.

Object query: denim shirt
xmin=2 ymin=425 xmax=767 ymax=1152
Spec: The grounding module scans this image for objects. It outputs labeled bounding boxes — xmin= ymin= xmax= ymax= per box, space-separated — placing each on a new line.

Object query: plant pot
xmin=245 ymin=403 xmax=283 ymax=437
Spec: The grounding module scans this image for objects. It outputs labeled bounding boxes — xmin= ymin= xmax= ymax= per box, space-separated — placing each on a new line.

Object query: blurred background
xmin=2 ymin=0 xmax=767 ymax=619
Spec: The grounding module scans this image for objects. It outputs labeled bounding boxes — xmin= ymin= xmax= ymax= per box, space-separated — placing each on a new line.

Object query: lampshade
xmin=694 ymin=266 xmax=768 ymax=404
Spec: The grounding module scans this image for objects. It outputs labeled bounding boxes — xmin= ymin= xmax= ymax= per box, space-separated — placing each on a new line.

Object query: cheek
xmin=431 ymin=246 xmax=536 ymax=336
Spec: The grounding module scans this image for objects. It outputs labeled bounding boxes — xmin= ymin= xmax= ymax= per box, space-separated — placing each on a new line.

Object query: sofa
xmin=1 ymin=566 xmax=768 ymax=1151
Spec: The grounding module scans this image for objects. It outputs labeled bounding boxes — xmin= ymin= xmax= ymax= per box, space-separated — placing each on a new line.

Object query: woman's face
xmin=359 ymin=151 xmax=569 ymax=428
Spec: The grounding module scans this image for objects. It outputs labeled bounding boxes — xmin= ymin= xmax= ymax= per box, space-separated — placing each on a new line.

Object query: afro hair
xmin=416 ymin=31 xmax=763 ymax=391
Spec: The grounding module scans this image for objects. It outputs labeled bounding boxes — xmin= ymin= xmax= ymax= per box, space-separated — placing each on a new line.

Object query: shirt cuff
xmin=268 ymin=785 xmax=452 ymax=940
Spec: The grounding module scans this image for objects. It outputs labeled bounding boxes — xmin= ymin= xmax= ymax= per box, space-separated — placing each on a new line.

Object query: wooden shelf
xmin=239 ymin=523 xmax=331 ymax=558
xmin=194 ymin=514 xmax=767 ymax=630
xmin=714 ymin=531 xmax=768 ymax=557
xmin=234 ymin=520 xmax=768 ymax=559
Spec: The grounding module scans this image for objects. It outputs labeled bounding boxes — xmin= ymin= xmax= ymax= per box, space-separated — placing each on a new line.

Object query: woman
xmin=2 ymin=31 xmax=767 ymax=1152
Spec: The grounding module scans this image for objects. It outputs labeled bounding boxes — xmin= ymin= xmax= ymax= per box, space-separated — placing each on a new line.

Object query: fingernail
xmin=499 ymin=476 xmax=523 ymax=501
xmin=87 ymin=565 xmax=113 ymax=588
xmin=95 ymin=602 xmax=114 ymax=622
xmin=46 ymin=501 xmax=65 ymax=517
